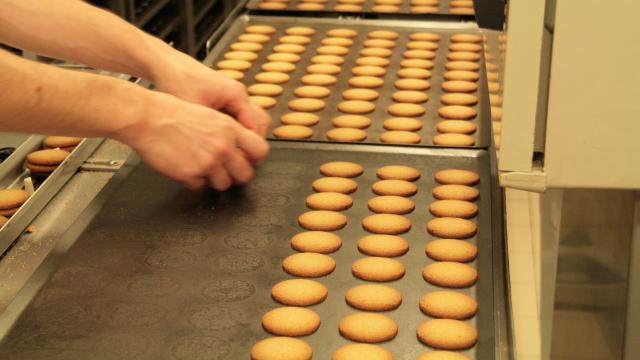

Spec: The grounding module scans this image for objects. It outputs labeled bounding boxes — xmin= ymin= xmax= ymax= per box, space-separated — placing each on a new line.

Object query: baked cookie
xmin=363 ymin=39 xmax=396 ymax=49
xmin=376 ymin=165 xmax=420 ymax=181
xmin=230 ymin=41 xmax=263 ymax=52
xmin=307 ymin=63 xmax=342 ymax=75
xmin=420 ymin=290 xmax=478 ymax=319
xmin=368 ymin=30 xmax=399 ymax=40
xmin=301 ymin=74 xmax=337 ymax=86
xmin=432 ymin=133 xmax=475 ymax=146
xmin=411 ymin=5 xmax=439 ymax=13
xmin=291 ymin=231 xmax=343 ymax=253
xmin=429 ymin=200 xmax=478 ymax=218
xmin=440 ymin=93 xmax=479 ymax=106
xmin=249 ymin=96 xmax=277 ymax=109
xmin=416 ymin=351 xmax=471 ymax=360
xmin=403 ymin=49 xmax=436 ymax=60
xmin=285 ymin=26 xmax=316 ymax=36
xmin=326 ymin=28 xmax=358 ymax=38
xmin=281 ymin=113 xmax=320 ymax=126
xmin=283 ymin=252 xmax=336 ymax=277
xmin=339 ymin=312 xmax=398 ymax=343
xmin=362 ymin=213 xmax=411 ymax=234
xmin=332 ymin=115 xmax=372 ymax=129
xmin=268 ymin=52 xmax=302 ymax=63
xmin=255 ymin=72 xmax=290 ymax=84
xmin=43 ymin=136 xmax=83 ymax=152
xmin=332 ymin=344 xmax=393 ymax=360
xmin=426 ymin=217 xmax=477 ymax=238
xmin=417 ymin=319 xmax=478 ymax=350
xmin=397 ymin=67 xmax=432 ymax=79
xmin=380 ymin=131 xmax=422 ymax=144
xmin=311 ymin=54 xmax=345 ymax=65
xmin=372 ymin=4 xmax=400 ymax=12
xmin=432 ymin=184 xmax=479 ymax=201
xmin=438 ymin=106 xmax=477 ymax=120
xmin=333 ymin=3 xmax=362 ymax=11
xmin=338 ymin=100 xmax=376 ymax=114
xmin=306 ymin=192 xmax=353 ymax=211
xmin=272 ymin=278 xmax=328 ymax=306
xmin=298 ymin=210 xmax=347 ymax=231
xmin=0 ymin=189 xmax=30 ymax=216
xmin=273 ymin=43 xmax=306 ymax=54
xmin=441 ymin=81 xmax=477 ymax=93
xmin=322 ymin=37 xmax=354 ymax=47
xmin=395 ymin=78 xmax=430 ymax=91
xmin=392 ymin=90 xmax=428 ymax=103
xmin=387 ymin=103 xmax=425 ymax=117
xmin=346 ymin=284 xmax=402 ymax=311
xmin=348 ymin=76 xmax=385 ymax=89
xmin=317 ymin=45 xmax=349 ymax=56
xmin=312 ymin=177 xmax=358 ymax=194
xmin=368 ymin=196 xmax=415 ymax=214
xmin=326 ymin=128 xmax=368 ymax=142
xmin=251 ymin=337 xmax=312 ymax=360
xmin=319 ymin=161 xmax=364 ymax=178
xmin=409 ymin=32 xmax=441 ymax=42
xmin=445 ymin=61 xmax=480 ymax=72
xmin=357 ymin=234 xmax=409 ymax=257
xmin=288 ymin=98 xmax=326 ymax=112
xmin=450 ymin=33 xmax=483 ymax=43
xmin=245 ymin=25 xmax=277 ymax=35
xmin=262 ymin=61 xmax=296 ymax=73
xmin=294 ymin=86 xmax=331 ymax=99
xmin=249 ymin=83 xmax=284 ymax=97
xmin=425 ymin=239 xmax=478 ymax=262
xmin=447 ymin=52 xmax=480 ymax=62
xmin=352 ymin=65 xmax=387 ymax=77
xmin=238 ymin=33 xmax=271 ymax=44
xmin=444 ymin=70 xmax=480 ymax=82
xmin=383 ymin=117 xmax=423 ymax=131
xmin=360 ymin=47 xmax=393 ymax=58
xmin=352 ymin=257 xmax=405 ymax=281
xmin=437 ymin=120 xmax=477 ymax=135
xmin=400 ymin=58 xmax=434 ymax=69
xmin=422 ymin=261 xmax=478 ymax=288
xmin=279 ymin=35 xmax=312 ymax=45
xmin=356 ymin=56 xmax=391 ymax=67
xmin=262 ymin=307 xmax=321 ymax=336
xmin=26 ymin=149 xmax=69 ymax=175
xmin=273 ymin=125 xmax=313 ymax=139
xmin=372 ymin=179 xmax=417 ymax=196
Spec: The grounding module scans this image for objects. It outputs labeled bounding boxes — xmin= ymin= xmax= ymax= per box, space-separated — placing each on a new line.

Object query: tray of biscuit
xmin=0 ymin=141 xmax=503 ymax=360
xmin=248 ymin=0 xmax=475 ymax=16
xmin=204 ymin=15 xmax=491 ymax=148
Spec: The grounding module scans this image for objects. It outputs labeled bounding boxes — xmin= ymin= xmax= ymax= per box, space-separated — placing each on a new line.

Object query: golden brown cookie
xmin=255 ymin=72 xmax=290 ymax=84
xmin=317 ymin=45 xmax=349 ymax=56
xmin=438 ymin=106 xmax=477 ymax=120
xmin=251 ymin=337 xmax=313 ymax=360
xmin=368 ymin=30 xmax=399 ymax=40
xmin=332 ymin=115 xmax=372 ymax=129
xmin=387 ymin=103 xmax=425 ymax=117
xmin=356 ymin=56 xmax=391 ymax=67
xmin=444 ymin=70 xmax=480 ymax=82
xmin=258 ymin=2 xmax=288 ymax=9
xmin=245 ymin=25 xmax=277 ymax=35
xmin=429 ymin=200 xmax=478 ymax=218
xmin=283 ymin=252 xmax=336 ymax=277
xmin=281 ymin=112 xmax=320 ymax=126
xmin=279 ymin=35 xmax=312 ymax=45
xmin=294 ymin=86 xmax=331 ymax=99
xmin=441 ymin=81 xmax=477 ymax=93
xmin=352 ymin=65 xmax=387 ymax=77
xmin=445 ymin=61 xmax=480 ymax=72
xmin=327 ymin=28 xmax=358 ymax=38
xmin=416 ymin=351 xmax=471 ymax=360
xmin=306 ymin=192 xmax=353 ymax=211
xmin=26 ymin=149 xmax=69 ymax=175
xmin=432 ymin=184 xmax=479 ymax=201
xmin=342 ymin=88 xmax=379 ymax=101
xmin=372 ymin=4 xmax=400 ymax=12
xmin=307 ymin=63 xmax=342 ymax=75
xmin=437 ymin=120 xmax=477 ymax=135
xmin=320 ymin=161 xmax=364 ymax=178
xmin=312 ymin=177 xmax=358 ymax=194
xmin=357 ymin=234 xmax=409 ymax=257
xmin=397 ymin=67 xmax=432 ymax=79
xmin=217 ymin=69 xmax=244 ymax=81
xmin=273 ymin=43 xmax=306 ymax=54
xmin=249 ymin=83 xmax=284 ymax=97
xmin=338 ymin=100 xmax=376 ymax=114
xmin=392 ymin=90 xmax=428 ymax=103
xmin=322 ymin=37 xmax=354 ymax=47
xmin=372 ymin=179 xmax=417 ymax=196
xmin=395 ymin=78 xmax=430 ymax=91
xmin=426 ymin=217 xmax=477 ymax=238
xmin=217 ymin=59 xmax=252 ymax=71
xmin=363 ymin=39 xmax=396 ymax=49
xmin=434 ymin=169 xmax=479 ymax=186
xmin=447 ymin=52 xmax=480 ymax=62
xmin=301 ymin=74 xmax=337 ymax=86
xmin=332 ymin=344 xmax=393 ymax=360
xmin=409 ymin=32 xmax=441 ymax=42
xmin=352 ymin=257 xmax=405 ymax=281
xmin=411 ymin=5 xmax=439 ymax=13
xmin=262 ymin=307 xmax=321 ymax=336
xmin=326 ymin=128 xmax=368 ymax=142
xmin=298 ymin=210 xmax=347 ymax=231
xmin=346 ymin=284 xmax=402 ymax=311
xmin=360 ymin=47 xmax=393 ymax=58
xmin=272 ymin=279 xmax=328 ymax=306
xmin=249 ymin=96 xmax=277 ymax=109
xmin=404 ymin=49 xmax=436 ymax=60
xmin=376 ymin=165 xmax=420 ymax=181
xmin=422 ymin=262 xmax=478 ymax=288
xmin=0 ymin=189 xmax=30 ymax=216
xmin=273 ymin=125 xmax=313 ymax=139
xmin=291 ymin=231 xmax=343 ymax=254
xmin=368 ymin=196 xmax=415 ymax=215
xmin=450 ymin=33 xmax=482 ymax=43
xmin=43 ymin=135 xmax=82 ymax=151
xmin=383 ymin=117 xmax=423 ymax=131
xmin=288 ymin=98 xmax=326 ymax=112
xmin=400 ymin=58 xmax=434 ymax=69
xmin=285 ymin=26 xmax=316 ymax=36
xmin=426 ymin=239 xmax=478 ymax=262
xmin=362 ymin=214 xmax=411 ymax=235
xmin=440 ymin=93 xmax=479 ymax=106
xmin=268 ymin=52 xmax=302 ymax=63
xmin=420 ymin=291 xmax=478 ymax=319
xmin=348 ymin=76 xmax=385 ymax=89
xmin=311 ymin=54 xmax=345 ymax=65
xmin=339 ymin=312 xmax=398 ymax=342
xmin=380 ymin=131 xmax=422 ymax=144
xmin=417 ymin=319 xmax=478 ymax=350
xmin=262 ymin=61 xmax=297 ymax=73
xmin=230 ymin=41 xmax=263 ymax=52
xmin=432 ymin=133 xmax=475 ymax=146
xmin=238 ymin=33 xmax=271 ymax=44
xmin=333 ymin=4 xmax=363 ymax=11
xmin=407 ymin=41 xmax=439 ymax=51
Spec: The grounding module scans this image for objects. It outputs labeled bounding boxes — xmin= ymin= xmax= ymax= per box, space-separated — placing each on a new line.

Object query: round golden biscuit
xmin=245 ymin=24 xmax=277 ymax=35
xmin=437 ymin=120 xmax=477 ymax=135
xmin=352 ymin=257 xmax=405 ymax=281
xmin=320 ymin=161 xmax=364 ymax=178
xmin=317 ymin=45 xmax=349 ymax=56
xmin=423 ymin=261 xmax=478 ymax=288
xmin=357 ymin=234 xmax=409 ymax=257
xmin=291 ymin=231 xmax=343 ymax=254
xmin=285 ymin=26 xmax=316 ymax=36
xmin=395 ymin=78 xmax=430 ymax=91
xmin=416 ymin=351 xmax=471 ymax=360
xmin=397 ymin=67 xmax=432 ymax=79
xmin=296 ymin=3 xmax=325 ymax=10
xmin=362 ymin=213 xmax=411 ymax=235
xmin=441 ymin=93 xmax=478 ymax=106
xmin=281 ymin=112 xmax=320 ymax=126
xmin=438 ymin=105 xmax=477 ymax=120
xmin=0 ymin=189 xmax=29 ymax=211
xmin=288 ymin=98 xmax=326 ymax=112
xmin=348 ymin=76 xmax=384 ymax=89
xmin=429 ymin=200 xmax=478 ymax=218
xmin=43 ymin=136 xmax=82 ymax=151
xmin=376 ymin=165 xmax=420 ymax=181
xmin=426 ymin=239 xmax=478 ymax=262
xmin=301 ymin=73 xmax=337 ymax=86
xmin=217 ymin=69 xmax=244 ymax=80
xmin=333 ymin=4 xmax=363 ymax=11
xmin=380 ymin=131 xmax=422 ymax=144
xmin=372 ymin=4 xmax=400 ymax=12
xmin=332 ymin=115 xmax=372 ymax=129
xmin=273 ymin=43 xmax=306 ymax=54
xmin=249 ymin=95 xmax=277 ymax=109
xmin=322 ymin=37 xmax=354 ymax=47
xmin=224 ymin=50 xmax=258 ymax=61
xmin=432 ymin=184 xmax=479 ymax=200
xmin=279 ymin=35 xmax=312 ymax=45
xmin=230 ymin=41 xmax=264 ymax=52
xmin=491 ymin=106 xmax=503 ymax=122
xmin=493 ymin=121 xmax=502 ymax=134
xmin=257 ymin=2 xmax=286 ymax=9
xmin=451 ymin=0 xmax=474 ymax=6
xmin=372 ymin=179 xmax=417 ymax=196
xmin=445 ymin=61 xmax=480 ymax=72
xmin=441 ymin=80 xmax=477 ymax=93
xmin=449 ymin=7 xmax=475 ymax=14
xmin=409 ymin=31 xmax=441 ymax=41
xmin=251 ymin=337 xmax=312 ymax=360
xmin=272 ymin=279 xmax=328 ymax=306
xmin=273 ymin=125 xmax=313 ymax=139
xmin=403 ymin=49 xmax=436 ymax=60
xmin=486 ymin=62 xmax=499 ymax=71
xmin=360 ymin=47 xmax=392 ymax=58
xmin=339 ymin=312 xmax=398 ymax=343
xmin=420 ymin=291 xmax=478 ymax=319
xmin=238 ymin=33 xmax=271 ymax=44
xmin=326 ymin=28 xmax=358 ymax=38
xmin=249 ymin=83 xmax=284 ymax=97
xmin=444 ymin=70 xmax=480 ymax=82
xmin=307 ymin=63 xmax=342 ymax=75
xmin=0 ymin=216 xmax=8 ymax=227
xmin=434 ymin=169 xmax=479 ymax=186
xmin=391 ymin=90 xmax=428 ymax=104
xmin=298 ymin=210 xmax=347 ymax=231
xmin=268 ymin=52 xmax=301 ymax=63
xmin=346 ymin=284 xmax=402 ymax=311
xmin=407 ymin=41 xmax=439 ymax=51
xmin=306 ymin=192 xmax=353 ymax=211
xmin=488 ymin=81 xmax=500 ymax=94
xmin=326 ymin=128 xmax=368 ymax=142
xmin=417 ymin=319 xmax=478 ymax=350
xmin=311 ymin=54 xmax=345 ymax=65
xmin=312 ymin=177 xmax=358 ymax=194
xmin=426 ymin=217 xmax=477 ymax=239
xmin=283 ymin=252 xmax=336 ymax=277
xmin=410 ymin=5 xmax=439 ymax=13
xmin=217 ymin=59 xmax=252 ymax=71
xmin=400 ymin=58 xmax=434 ymax=69
xmin=255 ymin=72 xmax=290 ymax=84
xmin=352 ymin=66 xmax=387 ymax=77
xmin=363 ymin=39 xmax=396 ymax=49
xmin=342 ymin=88 xmax=379 ymax=101
xmin=26 ymin=163 xmax=58 ymax=176
xmin=262 ymin=307 xmax=321 ymax=336
xmin=487 ymin=71 xmax=499 ymax=82
xmin=338 ymin=100 xmax=376 ymax=114
xmin=368 ymin=195 xmax=415 ymax=215
xmin=447 ymin=52 xmax=481 ymax=62
xmin=356 ymin=56 xmax=390 ymax=67
xmin=333 ymin=344 xmax=393 ymax=360
xmin=433 ymin=133 xmax=475 ymax=146
xmin=451 ymin=33 xmax=482 ymax=43
xmin=294 ymin=85 xmax=330 ymax=99
xmin=387 ymin=103 xmax=425 ymax=117
xmin=383 ymin=117 xmax=423 ymax=131
xmin=450 ymin=42 xmax=482 ymax=52
xmin=262 ymin=61 xmax=296 ymax=73
xmin=368 ymin=30 xmax=399 ymax=40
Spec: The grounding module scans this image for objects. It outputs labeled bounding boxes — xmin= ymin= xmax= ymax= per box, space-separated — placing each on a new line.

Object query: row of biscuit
xmin=256 ymin=0 xmax=475 ymax=15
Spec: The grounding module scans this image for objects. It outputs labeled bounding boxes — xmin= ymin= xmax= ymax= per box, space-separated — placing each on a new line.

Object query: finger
xmin=184 ymin=176 xmax=207 ymax=191
xmin=234 ymin=126 xmax=270 ymax=165
xmin=207 ymin=162 xmax=233 ymax=191
xmin=223 ymin=147 xmax=255 ymax=185
xmin=223 ymin=94 xmax=265 ymax=133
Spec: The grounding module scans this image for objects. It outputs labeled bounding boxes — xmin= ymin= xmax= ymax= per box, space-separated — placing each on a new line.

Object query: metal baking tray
xmin=204 ymin=15 xmax=491 ymax=149
xmin=246 ymin=0 xmax=476 ymax=17
xmin=0 ymin=141 xmax=503 ymax=359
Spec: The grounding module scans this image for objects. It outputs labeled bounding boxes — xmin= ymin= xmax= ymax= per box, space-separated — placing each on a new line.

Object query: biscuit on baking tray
xmin=339 ymin=312 xmax=398 ymax=343
xmin=262 ymin=306 xmax=321 ymax=336
xmin=368 ymin=196 xmax=415 ymax=215
xmin=298 ymin=210 xmax=347 ymax=231
xmin=352 ymin=256 xmax=405 ymax=281
xmin=283 ymin=252 xmax=336 ymax=277
xmin=422 ymin=261 xmax=478 ymax=288
xmin=420 ymin=290 xmax=478 ymax=319
xmin=417 ymin=319 xmax=478 ymax=350
xmin=272 ymin=278 xmax=328 ymax=306
xmin=376 ymin=165 xmax=421 ymax=181
xmin=312 ymin=177 xmax=358 ymax=194
xmin=332 ymin=344 xmax=393 ymax=360
xmin=251 ymin=337 xmax=312 ymax=360
xmin=346 ymin=284 xmax=402 ymax=311
xmin=357 ymin=234 xmax=409 ymax=257
xmin=362 ymin=214 xmax=411 ymax=235
xmin=320 ymin=161 xmax=364 ymax=178
xmin=426 ymin=239 xmax=478 ymax=262
xmin=372 ymin=179 xmax=418 ymax=197
xmin=306 ymin=192 xmax=353 ymax=211
xmin=291 ymin=231 xmax=343 ymax=254
xmin=426 ymin=217 xmax=477 ymax=238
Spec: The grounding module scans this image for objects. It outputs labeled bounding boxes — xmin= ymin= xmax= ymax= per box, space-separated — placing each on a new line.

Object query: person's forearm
xmin=0 ymin=0 xmax=174 ymax=83
xmin=0 ymin=49 xmax=148 ymax=138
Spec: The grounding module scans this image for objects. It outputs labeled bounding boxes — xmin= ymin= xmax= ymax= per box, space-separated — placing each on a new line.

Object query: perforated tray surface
xmin=0 ymin=142 xmax=496 ymax=359
xmin=204 ymin=15 xmax=491 ymax=148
